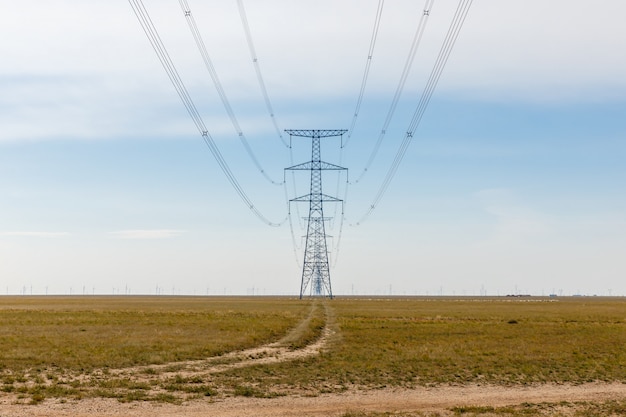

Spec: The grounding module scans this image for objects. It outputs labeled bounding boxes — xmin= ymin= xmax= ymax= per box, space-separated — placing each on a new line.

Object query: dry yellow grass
xmin=215 ymin=296 xmax=626 ymax=390
xmin=0 ymin=296 xmax=308 ymax=372
xmin=1 ymin=295 xmax=625 ymax=407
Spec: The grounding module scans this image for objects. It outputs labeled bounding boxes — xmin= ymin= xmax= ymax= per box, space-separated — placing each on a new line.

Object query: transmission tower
xmin=285 ymin=129 xmax=347 ymax=299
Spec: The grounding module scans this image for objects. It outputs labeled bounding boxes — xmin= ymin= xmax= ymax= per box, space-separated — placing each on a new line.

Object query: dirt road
xmin=1 ymin=382 xmax=624 ymax=416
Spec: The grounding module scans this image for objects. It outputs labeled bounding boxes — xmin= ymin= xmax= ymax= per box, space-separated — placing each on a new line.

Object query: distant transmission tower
xmin=286 ymin=129 xmax=347 ymax=299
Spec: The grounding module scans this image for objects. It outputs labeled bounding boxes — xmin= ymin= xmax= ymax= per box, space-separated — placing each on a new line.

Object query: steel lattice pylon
xmin=285 ymin=129 xmax=347 ymax=299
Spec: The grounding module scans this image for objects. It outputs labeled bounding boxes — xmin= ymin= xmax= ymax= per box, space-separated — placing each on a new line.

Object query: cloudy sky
xmin=1 ymin=0 xmax=625 ymax=296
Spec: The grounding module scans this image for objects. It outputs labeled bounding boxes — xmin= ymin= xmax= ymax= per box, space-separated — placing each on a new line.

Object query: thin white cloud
xmin=108 ymin=230 xmax=186 ymax=240
xmin=2 ymin=1 xmax=626 ymax=142
xmin=0 ymin=231 xmax=70 ymax=238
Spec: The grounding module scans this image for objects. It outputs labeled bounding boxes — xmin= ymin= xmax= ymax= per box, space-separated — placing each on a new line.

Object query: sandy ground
xmin=1 ymin=382 xmax=625 ymax=416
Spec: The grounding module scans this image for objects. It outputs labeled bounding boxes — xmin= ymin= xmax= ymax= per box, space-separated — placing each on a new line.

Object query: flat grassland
xmin=1 ymin=295 xmax=625 ymax=416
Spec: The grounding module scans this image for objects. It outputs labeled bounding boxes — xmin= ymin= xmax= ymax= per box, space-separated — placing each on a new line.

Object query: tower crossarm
xmin=285 ymin=129 xmax=347 ymax=138
xmin=299 ymin=218 xmax=334 ymax=223
xmin=319 ymin=162 xmax=347 ymax=170
xmin=290 ymin=194 xmax=344 ymax=203
xmin=285 ymin=161 xmax=347 ymax=171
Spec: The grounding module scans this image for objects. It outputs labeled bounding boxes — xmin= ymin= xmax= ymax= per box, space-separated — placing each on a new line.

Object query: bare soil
xmin=1 ymin=382 xmax=625 ymax=416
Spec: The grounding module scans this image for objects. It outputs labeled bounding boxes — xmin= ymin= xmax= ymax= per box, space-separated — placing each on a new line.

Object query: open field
xmin=0 ymin=296 xmax=311 ymax=371
xmin=0 ymin=295 xmax=625 ymax=416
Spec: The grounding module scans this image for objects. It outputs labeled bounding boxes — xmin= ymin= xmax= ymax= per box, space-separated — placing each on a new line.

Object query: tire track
xmin=109 ymin=300 xmax=335 ymax=380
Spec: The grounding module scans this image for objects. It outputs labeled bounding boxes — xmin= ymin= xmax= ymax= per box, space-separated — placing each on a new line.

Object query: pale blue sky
xmin=1 ymin=0 xmax=625 ymax=296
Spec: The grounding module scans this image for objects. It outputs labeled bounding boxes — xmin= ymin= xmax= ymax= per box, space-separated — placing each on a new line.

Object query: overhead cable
xmin=236 ymin=0 xmax=308 ymax=233
xmin=285 ymin=183 xmax=302 ymax=268
xmin=329 ymin=149 xmax=348 ymax=230
xmin=331 ymin=0 xmax=385 ymax=228
xmin=128 ymin=0 xmax=285 ymax=227
xmin=237 ymin=0 xmax=289 ymax=148
xmin=353 ymin=0 xmax=474 ymax=225
xmin=353 ymin=0 xmax=435 ymax=184
xmin=178 ymin=0 xmax=283 ymax=186
xmin=342 ymin=0 xmax=386 ymax=148
xmin=331 ymin=186 xmax=349 ymax=268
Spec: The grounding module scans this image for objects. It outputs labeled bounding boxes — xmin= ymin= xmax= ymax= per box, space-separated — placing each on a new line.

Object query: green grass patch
xmin=231 ymin=383 xmax=280 ymax=398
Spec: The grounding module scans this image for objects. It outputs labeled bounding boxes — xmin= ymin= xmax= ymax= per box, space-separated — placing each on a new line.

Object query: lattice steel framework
xmin=285 ymin=129 xmax=347 ymax=299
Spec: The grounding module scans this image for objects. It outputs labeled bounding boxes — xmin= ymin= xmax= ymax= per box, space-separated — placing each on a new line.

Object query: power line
xmin=128 ymin=0 xmax=285 ymax=227
xmin=330 ymin=0 xmax=385 ymax=233
xmin=352 ymin=0 xmax=435 ymax=184
xmin=287 ymin=148 xmax=307 ymax=231
xmin=285 ymin=181 xmax=302 ymax=268
xmin=236 ymin=0 xmax=308 ymax=234
xmin=342 ymin=0 xmax=386 ymax=148
xmin=237 ymin=0 xmax=289 ymax=148
xmin=331 ymin=181 xmax=349 ymax=268
xmin=178 ymin=0 xmax=284 ymax=186
xmin=130 ymin=0 xmax=473 ymax=234
xmin=353 ymin=0 xmax=474 ymax=225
